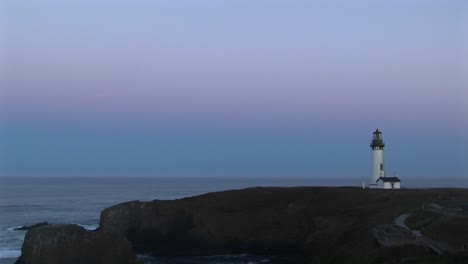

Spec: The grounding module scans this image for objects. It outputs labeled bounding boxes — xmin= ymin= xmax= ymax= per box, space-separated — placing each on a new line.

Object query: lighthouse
xmin=368 ymin=129 xmax=401 ymax=189
xmin=369 ymin=129 xmax=385 ymax=188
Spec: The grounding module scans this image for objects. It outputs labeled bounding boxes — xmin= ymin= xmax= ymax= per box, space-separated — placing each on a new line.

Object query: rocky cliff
xmin=16 ymin=187 xmax=468 ymax=264
xmin=100 ymin=188 xmax=311 ymax=257
xmin=99 ymin=187 xmax=468 ymax=263
xmin=15 ymin=224 xmax=137 ymax=264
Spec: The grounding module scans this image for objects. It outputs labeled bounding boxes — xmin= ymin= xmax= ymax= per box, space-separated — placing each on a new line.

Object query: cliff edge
xmin=15 ymin=224 xmax=137 ymax=264
xmin=17 ymin=187 xmax=468 ymax=264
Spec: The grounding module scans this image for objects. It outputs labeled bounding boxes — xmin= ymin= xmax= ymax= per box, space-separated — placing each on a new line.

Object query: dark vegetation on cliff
xmin=407 ymin=209 xmax=468 ymax=251
xmin=16 ymin=187 xmax=468 ymax=264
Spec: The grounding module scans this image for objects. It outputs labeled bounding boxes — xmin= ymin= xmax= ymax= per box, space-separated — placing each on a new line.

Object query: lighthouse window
xmin=380 ymin=164 xmax=384 ymax=171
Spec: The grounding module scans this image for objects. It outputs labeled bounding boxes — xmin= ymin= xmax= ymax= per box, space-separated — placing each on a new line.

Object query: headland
xmin=15 ymin=187 xmax=468 ymax=264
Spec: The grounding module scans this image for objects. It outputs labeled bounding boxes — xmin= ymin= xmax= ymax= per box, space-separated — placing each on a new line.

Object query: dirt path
xmin=394 ymin=213 xmax=422 ymax=236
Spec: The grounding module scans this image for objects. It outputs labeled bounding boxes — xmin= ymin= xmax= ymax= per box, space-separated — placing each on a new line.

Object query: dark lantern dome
xmin=370 ymin=129 xmax=385 ymax=149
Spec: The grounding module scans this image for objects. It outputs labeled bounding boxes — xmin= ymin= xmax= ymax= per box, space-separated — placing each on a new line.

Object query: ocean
xmin=0 ymin=177 xmax=466 ymax=264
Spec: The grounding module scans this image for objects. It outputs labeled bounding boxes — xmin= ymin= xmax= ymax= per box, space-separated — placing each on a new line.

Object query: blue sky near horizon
xmin=0 ymin=1 xmax=467 ymax=178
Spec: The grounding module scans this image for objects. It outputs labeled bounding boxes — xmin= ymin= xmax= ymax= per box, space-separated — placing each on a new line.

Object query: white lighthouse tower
xmin=369 ymin=129 xmax=385 ymax=188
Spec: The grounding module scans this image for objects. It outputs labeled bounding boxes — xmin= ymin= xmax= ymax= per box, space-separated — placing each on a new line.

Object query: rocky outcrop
xmin=100 ymin=188 xmax=315 ymax=257
xmin=99 ymin=187 xmax=468 ymax=263
xmin=15 ymin=224 xmax=137 ymax=264
xmin=15 ymin=187 xmax=468 ymax=264
xmin=14 ymin=221 xmax=51 ymax=231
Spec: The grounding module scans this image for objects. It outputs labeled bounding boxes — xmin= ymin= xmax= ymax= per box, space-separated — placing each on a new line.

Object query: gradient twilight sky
xmin=0 ymin=1 xmax=467 ymax=178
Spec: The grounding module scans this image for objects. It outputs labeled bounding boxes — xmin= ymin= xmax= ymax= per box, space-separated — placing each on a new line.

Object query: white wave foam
xmin=76 ymin=224 xmax=98 ymax=231
xmin=0 ymin=249 xmax=21 ymax=259
xmin=5 ymin=226 xmax=23 ymax=231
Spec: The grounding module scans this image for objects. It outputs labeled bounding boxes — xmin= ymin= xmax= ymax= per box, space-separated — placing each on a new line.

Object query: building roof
xmin=377 ymin=177 xmax=401 ymax=183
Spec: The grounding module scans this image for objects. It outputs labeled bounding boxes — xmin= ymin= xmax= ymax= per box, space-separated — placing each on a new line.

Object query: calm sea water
xmin=0 ymin=177 xmax=466 ymax=264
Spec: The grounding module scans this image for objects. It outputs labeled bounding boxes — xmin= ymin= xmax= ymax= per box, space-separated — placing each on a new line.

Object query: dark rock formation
xmin=101 ymin=188 xmax=327 ymax=257
xmin=15 ymin=187 xmax=468 ymax=264
xmin=15 ymin=224 xmax=137 ymax=264
xmin=99 ymin=187 xmax=468 ymax=263
xmin=14 ymin=221 xmax=51 ymax=231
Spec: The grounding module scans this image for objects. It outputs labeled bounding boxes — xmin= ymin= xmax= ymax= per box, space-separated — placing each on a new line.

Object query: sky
xmin=0 ymin=0 xmax=467 ymax=178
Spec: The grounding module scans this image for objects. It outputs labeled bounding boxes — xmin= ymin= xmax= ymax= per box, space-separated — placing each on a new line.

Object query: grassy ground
xmin=400 ymin=252 xmax=468 ymax=264
xmin=404 ymin=206 xmax=468 ymax=256
xmin=405 ymin=209 xmax=442 ymax=230
xmin=423 ymin=215 xmax=468 ymax=250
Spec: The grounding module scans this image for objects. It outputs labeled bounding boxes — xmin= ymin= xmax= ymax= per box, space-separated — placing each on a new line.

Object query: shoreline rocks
xmin=15 ymin=187 xmax=468 ymax=264
xmin=14 ymin=224 xmax=137 ymax=264
xmin=14 ymin=222 xmax=51 ymax=231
